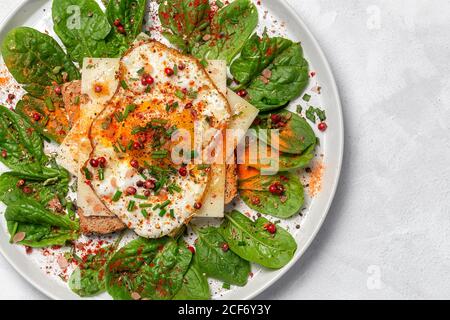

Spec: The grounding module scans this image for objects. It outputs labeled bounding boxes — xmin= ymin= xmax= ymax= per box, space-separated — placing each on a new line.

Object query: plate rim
xmin=0 ymin=0 xmax=344 ymax=300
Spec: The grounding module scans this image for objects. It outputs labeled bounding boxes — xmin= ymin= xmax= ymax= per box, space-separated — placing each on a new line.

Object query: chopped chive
xmin=302 ymin=93 xmax=311 ymax=102
xmin=98 ymin=168 xmax=104 ymax=181
xmin=188 ymin=89 xmax=198 ymax=99
xmin=152 ymin=150 xmax=168 ymax=159
xmin=175 ymin=89 xmax=184 ymax=99
xmin=153 ymin=203 xmax=161 ymax=210
xmin=169 ymin=209 xmax=174 ymax=218
xmin=296 ymin=105 xmax=303 ymax=114
xmin=139 ymin=203 xmax=153 ymax=208
xmin=191 ymin=150 xmax=199 ymax=159
xmin=160 ymin=200 xmax=171 ymax=209
xmin=197 ymin=164 xmax=210 ymax=170
xmin=74 ymin=96 xmax=80 ymax=105
xmin=131 ymin=126 xmax=145 ymax=135
xmin=117 ymin=142 xmax=126 ymax=153
xmin=139 ymin=171 xmax=147 ymax=180
xmin=83 ymin=167 xmax=92 ymax=180
xmin=112 ymin=190 xmax=122 ymax=202
xmin=134 ymin=194 xmax=148 ymax=200
xmin=158 ymin=208 xmax=167 ymax=217
xmin=113 ymin=144 xmax=120 ymax=153
xmin=120 ymin=79 xmax=128 ymax=90
xmin=45 ymin=97 xmax=55 ymax=111
xmin=173 ymin=65 xmax=178 ymax=75
xmin=200 ymin=59 xmax=208 ymax=67
xmin=127 ymin=140 xmax=133 ymax=150
xmin=114 ymin=112 xmax=124 ymax=122
xmin=127 ymin=200 xmax=136 ymax=212
xmin=141 ymin=209 xmax=148 ymax=218
xmin=123 ymin=104 xmax=137 ymax=119
xmin=137 ymin=67 xmax=145 ymax=75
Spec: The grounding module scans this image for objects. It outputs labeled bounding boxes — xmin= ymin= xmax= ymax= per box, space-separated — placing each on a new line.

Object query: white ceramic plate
xmin=0 ymin=0 xmax=343 ymax=300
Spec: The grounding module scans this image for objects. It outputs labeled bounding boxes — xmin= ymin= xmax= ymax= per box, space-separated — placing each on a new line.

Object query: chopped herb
xmin=126 ymin=140 xmax=134 ymax=150
xmin=83 ymin=167 xmax=92 ymax=180
xmin=200 ymin=59 xmax=208 ymax=67
xmin=175 ymin=89 xmax=184 ymax=99
xmin=152 ymin=150 xmax=168 ymax=159
xmin=123 ymin=104 xmax=137 ymax=119
xmin=302 ymin=94 xmax=311 ymax=102
xmin=101 ymin=118 xmax=112 ymax=130
xmin=136 ymin=67 xmax=145 ymax=75
xmin=191 ymin=150 xmax=199 ymax=159
xmin=141 ymin=209 xmax=148 ymax=218
xmin=187 ymin=89 xmax=198 ymax=99
xmin=160 ymin=200 xmax=171 ymax=209
xmin=306 ymin=106 xmax=316 ymax=123
xmin=296 ymin=105 xmax=303 ymax=114
xmin=169 ymin=208 xmax=174 ymax=218
xmin=139 ymin=203 xmax=153 ymax=208
xmin=74 ymin=96 xmax=80 ymax=105
xmin=315 ymin=108 xmax=327 ymax=122
xmin=197 ymin=164 xmax=210 ymax=170
xmin=98 ymin=168 xmax=104 ymax=181
xmin=114 ymin=112 xmax=124 ymax=122
xmin=112 ymin=190 xmax=122 ymax=202
xmin=167 ymin=183 xmax=181 ymax=194
xmin=173 ymin=65 xmax=178 ymax=76
xmin=127 ymin=200 xmax=136 ymax=212
xmin=153 ymin=203 xmax=161 ymax=210
xmin=120 ymin=80 xmax=128 ymax=90
xmin=44 ymin=97 xmax=54 ymax=111
xmin=134 ymin=194 xmax=148 ymax=200
xmin=158 ymin=208 xmax=167 ymax=217
xmin=131 ymin=126 xmax=146 ymax=135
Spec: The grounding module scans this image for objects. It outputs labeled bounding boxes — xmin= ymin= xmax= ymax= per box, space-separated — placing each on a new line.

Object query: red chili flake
xmin=268 ymin=181 xmax=284 ymax=195
xmin=94 ymin=85 xmax=103 ymax=93
xmin=54 ymin=86 xmax=62 ymax=95
xmin=126 ymin=186 xmax=137 ymax=195
xmin=117 ymin=25 xmax=126 ymax=34
xmin=130 ymin=159 xmax=139 ymax=168
xmin=25 ymin=246 xmax=33 ymax=254
xmin=221 ymin=243 xmax=229 ymax=252
xmin=1 ymin=149 xmax=7 ymax=158
xmin=22 ymin=186 xmax=32 ymax=194
xmin=188 ymin=246 xmax=195 ymax=254
xmin=98 ymin=157 xmax=107 ymax=167
xmin=178 ymin=166 xmax=187 ymax=177
xmin=32 ymin=112 xmax=41 ymax=121
xmin=318 ymin=122 xmax=327 ymax=132
xmin=237 ymin=89 xmax=248 ymax=97
xmin=270 ymin=114 xmax=281 ymax=124
xmin=182 ymin=87 xmax=188 ymax=95
xmin=7 ymin=93 xmax=15 ymax=100
xmin=89 ymin=158 xmax=99 ymax=168
xmin=113 ymin=19 xmax=121 ymax=27
xmin=164 ymin=67 xmax=174 ymax=76
xmin=16 ymin=179 xmax=26 ymax=188
xmin=264 ymin=223 xmax=277 ymax=234
xmin=194 ymin=202 xmax=202 ymax=209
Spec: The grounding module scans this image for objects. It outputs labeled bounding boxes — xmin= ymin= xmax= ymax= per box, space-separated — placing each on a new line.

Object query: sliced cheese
xmin=77 ymin=58 xmax=120 ymax=217
xmin=196 ymin=61 xmax=228 ymax=218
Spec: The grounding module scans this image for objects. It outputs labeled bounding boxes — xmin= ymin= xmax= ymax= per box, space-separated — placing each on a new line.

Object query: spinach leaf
xmin=191 ymin=0 xmax=258 ymax=64
xmin=173 ymin=260 xmax=210 ymax=300
xmin=219 ymin=210 xmax=297 ymax=269
xmin=277 ymin=143 xmax=315 ymax=171
xmin=239 ymin=172 xmax=304 ymax=218
xmin=16 ymin=92 xmax=71 ymax=144
xmin=230 ymin=32 xmax=309 ymax=111
xmin=0 ymin=106 xmax=47 ymax=171
xmin=52 ymin=0 xmax=112 ymax=64
xmin=159 ymin=0 xmax=211 ymax=53
xmin=193 ymin=227 xmax=250 ymax=286
xmin=105 ymin=0 xmax=147 ymax=55
xmin=1 ymin=27 xmax=80 ymax=88
xmin=69 ymin=236 xmax=122 ymax=297
xmin=254 ymin=110 xmax=316 ymax=154
xmin=106 ymin=237 xmax=192 ymax=300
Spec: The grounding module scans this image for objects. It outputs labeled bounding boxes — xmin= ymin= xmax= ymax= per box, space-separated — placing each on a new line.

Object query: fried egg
xmin=85 ymin=40 xmax=231 ymax=238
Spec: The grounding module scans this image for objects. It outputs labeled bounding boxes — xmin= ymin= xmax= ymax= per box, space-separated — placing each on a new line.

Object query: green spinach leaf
xmin=219 ymin=210 xmax=297 ymax=269
xmin=230 ymin=32 xmax=309 ymax=111
xmin=159 ymin=0 xmax=211 ymax=53
xmin=254 ymin=110 xmax=316 ymax=154
xmin=52 ymin=0 xmax=112 ymax=64
xmin=191 ymin=0 xmax=258 ymax=64
xmin=106 ymin=237 xmax=192 ymax=300
xmin=193 ymin=227 xmax=250 ymax=286
xmin=172 ymin=260 xmax=210 ymax=300
xmin=1 ymin=27 xmax=80 ymax=87
xmin=239 ymin=172 xmax=304 ymax=218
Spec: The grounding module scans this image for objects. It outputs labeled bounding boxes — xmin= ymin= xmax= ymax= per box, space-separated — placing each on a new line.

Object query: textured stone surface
xmin=0 ymin=0 xmax=449 ymax=299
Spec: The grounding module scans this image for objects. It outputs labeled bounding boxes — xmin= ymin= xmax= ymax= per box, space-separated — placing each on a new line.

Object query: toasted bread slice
xmin=78 ymin=209 xmax=126 ymax=235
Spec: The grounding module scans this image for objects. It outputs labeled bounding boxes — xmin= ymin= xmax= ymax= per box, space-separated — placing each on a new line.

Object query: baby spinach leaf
xmin=69 ymin=236 xmax=122 ymax=297
xmin=16 ymin=92 xmax=71 ymax=144
xmin=105 ymin=0 xmax=147 ymax=55
xmin=191 ymin=0 xmax=258 ymax=64
xmin=173 ymin=260 xmax=210 ymax=300
xmin=159 ymin=0 xmax=211 ymax=53
xmin=0 ymin=106 xmax=47 ymax=172
xmin=106 ymin=237 xmax=192 ymax=300
xmin=239 ymin=172 xmax=304 ymax=219
xmin=193 ymin=227 xmax=250 ymax=286
xmin=230 ymin=32 xmax=309 ymax=111
xmin=1 ymin=27 xmax=80 ymax=87
xmin=52 ymin=0 xmax=112 ymax=64
xmin=254 ymin=110 xmax=316 ymax=154
xmin=277 ymin=143 xmax=315 ymax=171
xmin=219 ymin=210 xmax=297 ymax=269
